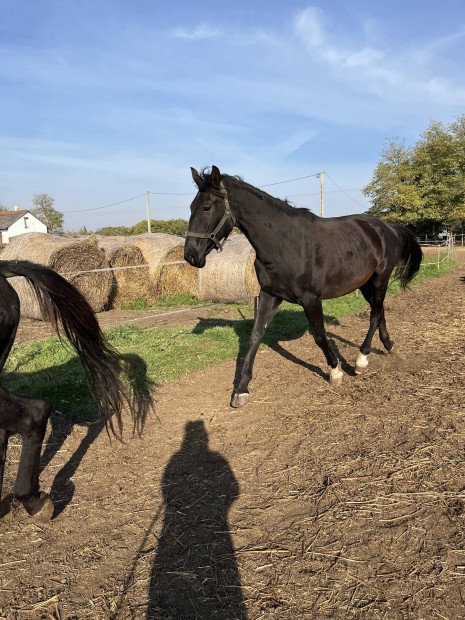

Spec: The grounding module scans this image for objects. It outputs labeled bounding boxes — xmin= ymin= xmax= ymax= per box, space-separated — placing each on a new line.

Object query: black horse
xmin=184 ymin=165 xmax=423 ymax=407
xmin=0 ymin=260 xmax=136 ymax=520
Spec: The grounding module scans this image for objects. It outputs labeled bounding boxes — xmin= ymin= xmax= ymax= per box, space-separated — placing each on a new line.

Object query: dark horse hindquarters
xmin=0 ymin=260 xmax=135 ymax=520
xmin=185 ymin=165 xmax=423 ymax=406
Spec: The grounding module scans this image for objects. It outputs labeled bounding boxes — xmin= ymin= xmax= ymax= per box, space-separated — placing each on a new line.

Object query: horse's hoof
xmin=329 ymin=364 xmax=344 ymax=388
xmin=355 ymin=353 xmax=369 ymax=375
xmin=23 ymin=492 xmax=54 ymax=522
xmin=231 ymin=392 xmax=250 ymax=408
xmin=329 ymin=374 xmax=343 ymax=388
xmin=387 ymin=343 xmax=395 ymax=354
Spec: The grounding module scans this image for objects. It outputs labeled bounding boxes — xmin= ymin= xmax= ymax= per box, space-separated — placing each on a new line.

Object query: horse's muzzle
xmin=184 ymin=246 xmax=206 ymax=268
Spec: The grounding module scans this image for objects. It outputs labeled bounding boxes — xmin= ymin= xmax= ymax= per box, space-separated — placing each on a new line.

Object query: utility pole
xmin=146 ymin=191 xmax=151 ymax=233
xmin=317 ymin=172 xmax=325 ymax=217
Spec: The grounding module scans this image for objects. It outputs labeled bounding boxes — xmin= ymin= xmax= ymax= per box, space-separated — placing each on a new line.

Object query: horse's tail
xmin=391 ymin=225 xmax=423 ymax=289
xmin=0 ymin=259 xmax=131 ymax=438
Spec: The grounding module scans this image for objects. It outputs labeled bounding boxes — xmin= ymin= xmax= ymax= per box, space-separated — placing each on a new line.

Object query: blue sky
xmin=1 ymin=0 xmax=464 ymax=231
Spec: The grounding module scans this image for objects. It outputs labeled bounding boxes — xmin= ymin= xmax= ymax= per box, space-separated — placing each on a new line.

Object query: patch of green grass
xmin=155 ymin=294 xmax=200 ymax=308
xmin=2 ymin=256 xmax=455 ymax=416
xmin=120 ymin=294 xmax=200 ymax=311
xmin=121 ymin=298 xmax=151 ymax=310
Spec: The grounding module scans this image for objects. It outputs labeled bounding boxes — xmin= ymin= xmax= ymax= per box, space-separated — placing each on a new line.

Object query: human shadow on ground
xmin=192 ymin=308 xmax=356 ymax=386
xmin=1 ymin=353 xmax=154 ymax=519
xmin=146 ymin=420 xmax=247 ymax=619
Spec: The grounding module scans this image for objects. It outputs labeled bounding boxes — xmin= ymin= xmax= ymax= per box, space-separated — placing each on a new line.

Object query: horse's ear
xmin=210 ymin=165 xmax=221 ymax=189
xmin=191 ymin=167 xmax=202 ymax=188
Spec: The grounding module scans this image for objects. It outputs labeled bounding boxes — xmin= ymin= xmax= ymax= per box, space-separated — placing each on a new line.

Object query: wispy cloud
xmin=292 ymin=6 xmax=465 ymax=103
xmin=171 ymin=24 xmax=219 ymax=40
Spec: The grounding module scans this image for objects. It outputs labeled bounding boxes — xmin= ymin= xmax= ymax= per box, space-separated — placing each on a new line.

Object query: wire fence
xmin=419 ymin=232 xmax=455 ymax=269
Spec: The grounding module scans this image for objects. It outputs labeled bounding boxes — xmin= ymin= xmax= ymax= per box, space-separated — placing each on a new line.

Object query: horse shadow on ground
xmin=192 ymin=308 xmax=363 ymax=386
xmin=0 ymin=353 xmax=154 ymax=520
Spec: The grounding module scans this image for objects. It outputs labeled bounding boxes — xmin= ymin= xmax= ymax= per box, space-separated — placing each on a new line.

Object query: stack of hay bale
xmin=2 ymin=231 xmax=260 ymax=319
xmin=1 ymin=233 xmax=112 ymax=319
xmin=197 ymin=234 xmax=259 ymax=302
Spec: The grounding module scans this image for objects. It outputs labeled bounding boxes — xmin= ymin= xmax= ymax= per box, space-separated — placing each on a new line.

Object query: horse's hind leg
xmin=14 ymin=398 xmax=54 ymax=520
xmin=0 ymin=429 xmax=10 ymax=503
xmin=301 ymin=292 xmax=343 ymax=386
xmin=232 ymin=290 xmax=282 ymax=407
xmin=0 ymin=388 xmax=54 ymax=519
xmin=356 ymin=276 xmax=391 ymax=373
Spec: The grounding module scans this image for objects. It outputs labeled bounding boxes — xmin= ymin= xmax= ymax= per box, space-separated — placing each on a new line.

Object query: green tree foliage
xmin=132 ymin=218 xmax=188 ymax=236
xmin=96 ymin=226 xmax=133 ymax=236
xmin=31 ymin=193 xmax=64 ymax=233
xmin=363 ymin=116 xmax=465 ymax=231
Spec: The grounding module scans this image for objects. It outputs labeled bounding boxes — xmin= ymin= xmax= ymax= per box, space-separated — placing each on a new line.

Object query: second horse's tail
xmin=392 ymin=225 xmax=423 ymax=289
xmin=0 ymin=259 xmax=134 ymax=437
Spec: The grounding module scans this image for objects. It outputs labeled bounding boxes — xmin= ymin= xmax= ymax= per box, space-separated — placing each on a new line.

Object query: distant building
xmin=0 ymin=207 xmax=47 ymax=244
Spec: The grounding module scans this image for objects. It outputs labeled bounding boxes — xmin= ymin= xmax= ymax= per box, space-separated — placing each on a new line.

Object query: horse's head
xmin=184 ymin=165 xmax=235 ymax=268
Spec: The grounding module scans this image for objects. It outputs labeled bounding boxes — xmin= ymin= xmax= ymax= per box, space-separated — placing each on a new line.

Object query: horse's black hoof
xmin=231 ymin=392 xmax=250 ymax=408
xmin=21 ymin=492 xmax=54 ymax=521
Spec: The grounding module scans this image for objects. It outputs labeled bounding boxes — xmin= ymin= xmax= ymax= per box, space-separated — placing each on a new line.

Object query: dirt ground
xmin=1 ymin=251 xmax=465 ymax=619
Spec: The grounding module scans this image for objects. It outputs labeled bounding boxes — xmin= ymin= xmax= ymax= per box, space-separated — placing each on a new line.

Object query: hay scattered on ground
xmin=198 ymin=234 xmax=259 ymax=302
xmin=1 ymin=233 xmax=112 ymax=319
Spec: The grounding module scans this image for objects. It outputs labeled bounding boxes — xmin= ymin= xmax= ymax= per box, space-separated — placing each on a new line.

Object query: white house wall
xmin=2 ymin=215 xmax=47 ymax=243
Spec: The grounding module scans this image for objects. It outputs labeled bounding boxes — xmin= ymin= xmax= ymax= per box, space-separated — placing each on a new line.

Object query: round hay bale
xmin=198 ymin=234 xmax=259 ymax=302
xmin=97 ymin=237 xmax=151 ymax=308
xmin=1 ymin=232 xmax=112 ymax=319
xmin=130 ymin=234 xmax=199 ymax=300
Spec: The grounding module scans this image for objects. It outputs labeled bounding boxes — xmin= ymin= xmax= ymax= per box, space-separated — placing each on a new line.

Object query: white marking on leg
xmin=329 ymin=362 xmax=343 ymax=387
xmin=355 ymin=353 xmax=368 ymax=373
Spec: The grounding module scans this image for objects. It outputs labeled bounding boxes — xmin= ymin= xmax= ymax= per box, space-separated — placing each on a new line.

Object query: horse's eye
xmin=203 ymin=204 xmax=212 ymax=212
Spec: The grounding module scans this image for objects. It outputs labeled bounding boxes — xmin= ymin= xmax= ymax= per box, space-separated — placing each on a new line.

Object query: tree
xmin=132 ymin=219 xmax=189 ymax=236
xmin=96 ymin=226 xmax=133 ymax=236
xmin=363 ymin=140 xmax=423 ymax=224
xmin=363 ymin=116 xmax=465 ymax=233
xmin=31 ymin=193 xmax=64 ymax=233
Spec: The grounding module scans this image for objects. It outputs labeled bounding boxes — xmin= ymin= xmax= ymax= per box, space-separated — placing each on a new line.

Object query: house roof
xmin=0 ymin=210 xmax=30 ymax=230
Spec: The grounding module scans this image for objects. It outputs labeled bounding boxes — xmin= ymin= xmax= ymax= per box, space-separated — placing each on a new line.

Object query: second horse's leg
xmin=231 ymin=290 xmax=282 ymax=407
xmin=0 ymin=429 xmax=10 ymax=503
xmin=3 ymin=389 xmax=54 ymax=520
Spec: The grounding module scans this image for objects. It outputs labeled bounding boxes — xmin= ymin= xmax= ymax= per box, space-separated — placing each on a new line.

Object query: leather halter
xmin=186 ymin=182 xmax=236 ymax=251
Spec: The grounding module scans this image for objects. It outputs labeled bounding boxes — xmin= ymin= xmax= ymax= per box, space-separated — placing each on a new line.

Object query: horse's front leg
xmin=12 ymin=396 xmax=54 ymax=520
xmin=301 ymin=293 xmax=343 ymax=386
xmin=231 ymin=290 xmax=281 ymax=407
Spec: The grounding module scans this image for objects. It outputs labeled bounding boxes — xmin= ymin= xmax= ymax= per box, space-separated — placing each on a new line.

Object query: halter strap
xmin=186 ymin=182 xmax=236 ymax=251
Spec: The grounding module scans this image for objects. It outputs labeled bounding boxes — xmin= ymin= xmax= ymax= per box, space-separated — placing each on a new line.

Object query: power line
xmin=61 ymin=172 xmax=364 ymax=217
xmin=287 ymin=188 xmax=362 ymax=198
xmin=324 ymin=173 xmax=368 ymax=209
xmin=64 ymin=193 xmax=146 ymax=214
xmin=259 ymin=173 xmax=320 ymax=188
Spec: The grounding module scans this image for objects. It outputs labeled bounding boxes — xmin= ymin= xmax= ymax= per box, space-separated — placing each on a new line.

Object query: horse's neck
xmin=228 ymin=185 xmax=291 ymax=259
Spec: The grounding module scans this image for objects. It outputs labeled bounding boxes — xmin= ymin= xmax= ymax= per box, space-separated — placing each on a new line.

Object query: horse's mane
xmin=198 ymin=168 xmax=314 ymax=218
